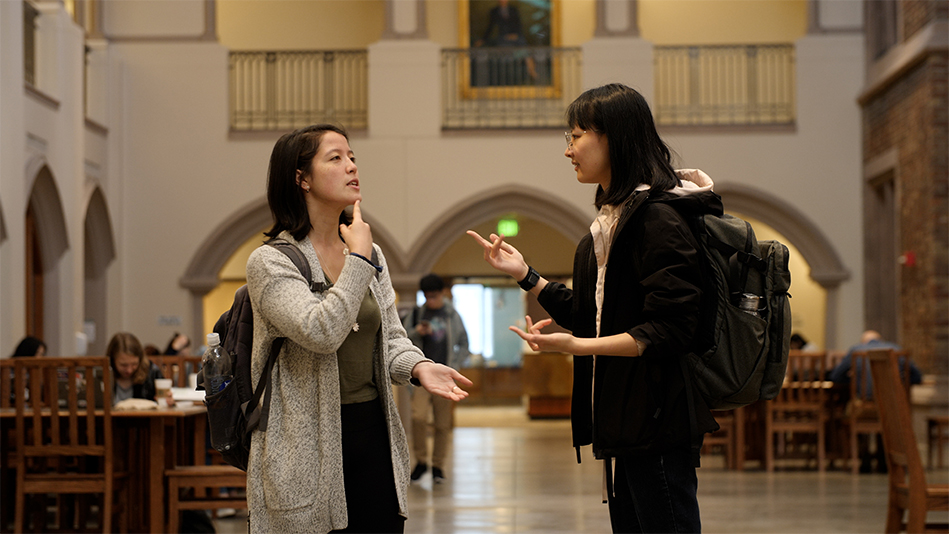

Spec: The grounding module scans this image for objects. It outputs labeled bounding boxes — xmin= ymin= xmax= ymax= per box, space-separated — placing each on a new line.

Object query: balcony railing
xmin=654 ymin=44 xmax=795 ymax=126
xmin=229 ymin=50 xmax=368 ymax=131
xmin=441 ymin=47 xmax=583 ymax=129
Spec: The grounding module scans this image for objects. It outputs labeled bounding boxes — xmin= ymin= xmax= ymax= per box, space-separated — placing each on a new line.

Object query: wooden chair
xmin=867 ymin=349 xmax=948 ymax=533
xmin=148 ymin=354 xmax=203 ymax=387
xmin=765 ymin=350 xmax=827 ymax=472
xmin=13 ymin=357 xmax=128 ymax=533
xmin=701 ymin=410 xmax=736 ymax=469
xmin=843 ymin=350 xmax=914 ymax=474
xmin=1 ymin=358 xmax=16 ymax=533
xmin=928 ymin=415 xmax=948 ymax=470
xmin=165 ymin=465 xmax=247 ymax=532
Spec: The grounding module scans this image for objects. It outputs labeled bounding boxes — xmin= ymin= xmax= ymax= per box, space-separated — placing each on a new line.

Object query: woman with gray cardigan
xmin=245 ymin=124 xmax=471 ymax=533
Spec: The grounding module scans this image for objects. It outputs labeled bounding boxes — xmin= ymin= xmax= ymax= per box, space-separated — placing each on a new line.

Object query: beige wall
xmin=216 ymin=0 xmax=806 ymax=50
xmin=2 ymin=0 xmax=868 ymax=356
xmin=640 ymin=0 xmax=808 ymax=45
xmin=217 ymin=0 xmax=385 ymax=50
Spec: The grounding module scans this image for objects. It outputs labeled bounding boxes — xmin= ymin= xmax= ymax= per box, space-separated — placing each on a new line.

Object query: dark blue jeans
xmin=606 ymin=449 xmax=701 ymax=533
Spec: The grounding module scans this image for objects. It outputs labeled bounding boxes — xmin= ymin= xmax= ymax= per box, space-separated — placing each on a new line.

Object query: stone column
xmin=382 ymin=0 xmax=427 ymax=40
xmin=369 ymin=0 xmax=439 ymax=137
xmin=583 ymin=0 xmax=652 ymax=100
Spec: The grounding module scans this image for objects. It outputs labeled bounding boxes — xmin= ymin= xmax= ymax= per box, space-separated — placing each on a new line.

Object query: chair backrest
xmin=148 ymin=355 xmax=181 ymax=386
xmin=148 ymin=355 xmax=202 ymax=387
xmin=14 ymin=357 xmax=114 ymax=465
xmin=850 ymin=349 xmax=913 ymax=401
xmin=775 ymin=350 xmax=827 ymax=407
xmin=866 ymin=349 xmax=926 ymax=493
xmin=1 ymin=358 xmax=14 ymax=409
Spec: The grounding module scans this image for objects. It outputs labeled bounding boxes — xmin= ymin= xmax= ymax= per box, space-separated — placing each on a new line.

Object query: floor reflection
xmin=216 ymin=405 xmax=948 ymax=534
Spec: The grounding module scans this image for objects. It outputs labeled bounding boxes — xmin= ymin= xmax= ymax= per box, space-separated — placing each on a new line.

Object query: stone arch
xmin=27 ymin=164 xmax=69 ymax=354
xmin=716 ymin=182 xmax=850 ymax=348
xmin=83 ymin=187 xmax=116 ymax=355
xmin=179 ymin=197 xmax=404 ymax=342
xmin=392 ymin=185 xmax=592 ymax=294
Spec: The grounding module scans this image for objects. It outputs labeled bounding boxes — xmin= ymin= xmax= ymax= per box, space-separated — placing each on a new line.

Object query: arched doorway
xmin=26 ymin=165 xmax=69 ymax=354
xmin=84 ymin=188 xmax=116 ymax=356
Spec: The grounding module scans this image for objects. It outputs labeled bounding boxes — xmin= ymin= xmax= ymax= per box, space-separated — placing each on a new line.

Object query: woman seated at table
xmin=107 ymin=332 xmax=174 ymax=407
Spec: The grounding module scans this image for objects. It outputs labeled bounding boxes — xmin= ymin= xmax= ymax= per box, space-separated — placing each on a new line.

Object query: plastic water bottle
xmin=202 ymin=333 xmax=232 ymax=394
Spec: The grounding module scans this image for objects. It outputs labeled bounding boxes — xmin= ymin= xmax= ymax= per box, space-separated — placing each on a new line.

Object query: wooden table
xmin=1 ymin=404 xmax=208 ymax=533
xmin=114 ymin=404 xmax=208 ymax=533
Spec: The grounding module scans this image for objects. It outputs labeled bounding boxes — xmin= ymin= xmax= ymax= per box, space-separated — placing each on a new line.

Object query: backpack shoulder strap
xmin=266 ymin=238 xmax=323 ymax=292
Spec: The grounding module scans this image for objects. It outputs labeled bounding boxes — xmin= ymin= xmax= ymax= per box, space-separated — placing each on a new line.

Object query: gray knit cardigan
xmin=244 ymin=231 xmax=427 ymax=533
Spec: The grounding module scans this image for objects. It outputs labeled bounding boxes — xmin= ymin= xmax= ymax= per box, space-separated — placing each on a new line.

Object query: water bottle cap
xmin=207 ymin=332 xmax=220 ymax=346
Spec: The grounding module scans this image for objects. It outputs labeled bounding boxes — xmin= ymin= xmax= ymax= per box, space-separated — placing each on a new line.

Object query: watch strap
xmin=518 ymin=266 xmax=540 ymax=291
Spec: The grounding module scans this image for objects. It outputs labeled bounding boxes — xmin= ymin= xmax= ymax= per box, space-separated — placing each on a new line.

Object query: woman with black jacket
xmin=469 ymin=83 xmax=719 ymax=533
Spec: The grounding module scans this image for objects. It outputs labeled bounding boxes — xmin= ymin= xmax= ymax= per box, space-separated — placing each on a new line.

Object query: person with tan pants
xmin=404 ymin=274 xmax=471 ymax=484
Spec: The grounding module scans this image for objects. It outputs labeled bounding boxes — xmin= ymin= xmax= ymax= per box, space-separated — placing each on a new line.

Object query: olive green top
xmin=336 ymin=286 xmax=381 ymax=404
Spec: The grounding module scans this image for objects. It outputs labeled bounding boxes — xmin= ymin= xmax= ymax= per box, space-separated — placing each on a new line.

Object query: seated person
xmin=789 ymin=332 xmax=819 ymax=351
xmin=107 ymin=332 xmax=174 ymax=406
xmin=163 ymin=332 xmax=192 ymax=356
xmin=10 ymin=335 xmax=47 ymax=357
xmin=828 ymin=330 xmax=921 ymax=394
xmin=828 ymin=329 xmax=921 ymax=472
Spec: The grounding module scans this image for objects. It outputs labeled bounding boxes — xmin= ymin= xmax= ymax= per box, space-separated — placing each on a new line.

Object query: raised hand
xmin=340 ymin=200 xmax=373 ymax=257
xmin=466 ymin=230 xmax=529 ymax=280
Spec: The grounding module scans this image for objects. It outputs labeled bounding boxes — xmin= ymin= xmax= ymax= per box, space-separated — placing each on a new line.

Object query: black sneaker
xmin=431 ymin=467 xmax=445 ymax=484
xmin=410 ymin=463 xmax=427 ymax=482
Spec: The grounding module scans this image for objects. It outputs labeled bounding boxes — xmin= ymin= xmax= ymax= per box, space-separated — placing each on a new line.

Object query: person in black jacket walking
xmin=469 ymin=83 xmax=720 ymax=533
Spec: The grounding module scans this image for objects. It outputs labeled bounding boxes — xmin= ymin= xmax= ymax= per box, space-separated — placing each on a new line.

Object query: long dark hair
xmin=264 ymin=124 xmax=351 ymax=241
xmin=565 ymin=84 xmax=680 ymax=209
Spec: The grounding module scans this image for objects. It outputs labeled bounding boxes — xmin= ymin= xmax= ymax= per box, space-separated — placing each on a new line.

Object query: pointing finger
xmin=351 ymin=200 xmax=362 ymax=222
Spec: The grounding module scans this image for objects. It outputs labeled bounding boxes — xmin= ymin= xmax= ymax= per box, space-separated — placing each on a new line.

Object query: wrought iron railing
xmin=654 ymin=44 xmax=795 ymax=126
xmin=441 ymin=47 xmax=583 ymax=129
xmin=229 ymin=50 xmax=368 ymax=131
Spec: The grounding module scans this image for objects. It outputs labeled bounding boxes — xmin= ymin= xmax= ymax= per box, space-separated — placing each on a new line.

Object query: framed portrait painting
xmin=457 ymin=0 xmax=562 ymax=99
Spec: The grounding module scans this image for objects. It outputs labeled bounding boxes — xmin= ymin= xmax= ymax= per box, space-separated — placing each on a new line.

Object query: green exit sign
xmin=497 ymin=219 xmax=519 ymax=237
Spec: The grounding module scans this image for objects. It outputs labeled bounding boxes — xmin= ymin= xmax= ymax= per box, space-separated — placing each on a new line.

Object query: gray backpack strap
xmin=266 ymin=238 xmax=322 ymax=292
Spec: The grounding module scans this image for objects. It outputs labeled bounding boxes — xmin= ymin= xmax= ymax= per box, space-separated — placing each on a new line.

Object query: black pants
xmin=606 ymin=449 xmax=701 ymax=533
xmin=330 ymin=397 xmax=405 ymax=533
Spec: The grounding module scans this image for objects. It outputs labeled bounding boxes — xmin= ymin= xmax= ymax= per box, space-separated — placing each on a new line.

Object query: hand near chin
xmin=340 ymin=200 xmax=373 ymax=257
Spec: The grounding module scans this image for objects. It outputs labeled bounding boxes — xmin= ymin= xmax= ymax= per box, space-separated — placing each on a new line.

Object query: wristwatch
xmin=518 ymin=266 xmax=541 ymax=291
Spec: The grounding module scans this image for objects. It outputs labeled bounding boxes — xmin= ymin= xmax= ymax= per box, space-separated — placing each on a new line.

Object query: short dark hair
xmin=419 ymin=274 xmax=445 ymax=292
xmin=565 ymin=83 xmax=680 ymax=209
xmin=264 ymin=124 xmax=351 ymax=242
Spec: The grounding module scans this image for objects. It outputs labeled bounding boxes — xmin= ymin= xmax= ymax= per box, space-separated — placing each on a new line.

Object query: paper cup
xmin=155 ymin=378 xmax=173 ymax=408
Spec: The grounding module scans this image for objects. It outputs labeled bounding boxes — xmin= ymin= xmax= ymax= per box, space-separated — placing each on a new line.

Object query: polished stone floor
xmin=216 ymin=405 xmax=948 ymax=533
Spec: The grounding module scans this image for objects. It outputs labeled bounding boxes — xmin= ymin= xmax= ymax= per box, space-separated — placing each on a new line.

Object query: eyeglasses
xmin=564 ymin=131 xmax=586 ymax=148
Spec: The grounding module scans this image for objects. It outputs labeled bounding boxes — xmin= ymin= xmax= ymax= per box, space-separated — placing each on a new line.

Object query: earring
xmin=303 ymin=186 xmax=310 ymax=192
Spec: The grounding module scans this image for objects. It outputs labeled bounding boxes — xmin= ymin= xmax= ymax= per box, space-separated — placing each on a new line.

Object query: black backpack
xmin=200 ymin=239 xmax=379 ymax=471
xmin=685 ymin=213 xmax=792 ymax=410
xmin=199 ymin=239 xmax=313 ymax=470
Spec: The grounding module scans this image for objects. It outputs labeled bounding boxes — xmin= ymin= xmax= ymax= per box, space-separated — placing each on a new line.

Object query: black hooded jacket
xmin=537 ymin=188 xmax=721 ymax=460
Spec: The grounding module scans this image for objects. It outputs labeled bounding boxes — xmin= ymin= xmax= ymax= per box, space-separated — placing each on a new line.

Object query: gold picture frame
xmin=457 ymin=0 xmax=563 ymax=100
